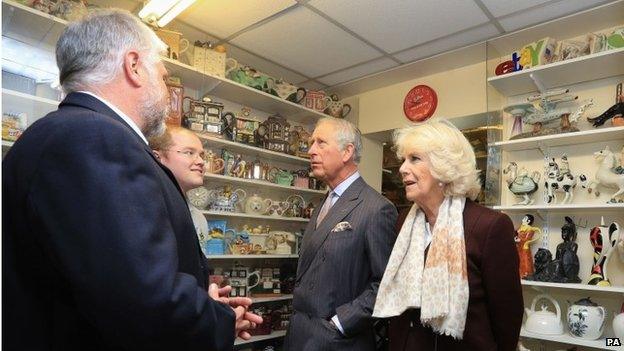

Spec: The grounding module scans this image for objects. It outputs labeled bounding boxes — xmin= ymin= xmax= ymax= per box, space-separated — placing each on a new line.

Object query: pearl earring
xmin=438 ymin=182 xmax=444 ymax=187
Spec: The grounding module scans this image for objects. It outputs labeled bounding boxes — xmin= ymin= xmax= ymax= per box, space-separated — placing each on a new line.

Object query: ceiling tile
xmin=317 ymin=57 xmax=398 ymax=86
xmin=308 ymin=0 xmax=489 ymax=53
xmin=178 ymin=0 xmax=296 ymax=39
xmin=230 ymin=7 xmax=381 ymax=77
xmin=394 ymin=24 xmax=499 ymax=63
xmin=498 ymin=0 xmax=612 ymax=32
xmin=226 ymin=45 xmax=308 ymax=84
xmin=479 ymin=0 xmax=550 ymax=17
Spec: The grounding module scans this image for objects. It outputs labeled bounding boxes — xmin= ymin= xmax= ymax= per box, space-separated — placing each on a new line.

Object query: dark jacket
xmin=284 ymin=177 xmax=397 ymax=351
xmin=2 ymin=92 xmax=235 ymax=351
xmin=388 ymin=200 xmax=523 ymax=351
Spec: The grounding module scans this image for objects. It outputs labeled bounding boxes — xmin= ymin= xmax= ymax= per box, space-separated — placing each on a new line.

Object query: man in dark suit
xmin=2 ymin=9 xmax=259 ymax=351
xmin=283 ymin=118 xmax=397 ymax=351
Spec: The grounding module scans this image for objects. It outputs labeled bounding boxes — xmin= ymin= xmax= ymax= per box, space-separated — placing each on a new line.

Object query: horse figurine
xmin=543 ymin=154 xmax=582 ymax=204
xmin=503 ymin=162 xmax=541 ymax=205
xmin=581 ymin=146 xmax=624 ymax=203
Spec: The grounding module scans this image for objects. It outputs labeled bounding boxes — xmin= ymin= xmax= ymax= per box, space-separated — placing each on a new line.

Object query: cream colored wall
xmin=357 ymin=62 xmax=488 ymax=135
xmin=347 ymin=61 xmax=490 ymax=192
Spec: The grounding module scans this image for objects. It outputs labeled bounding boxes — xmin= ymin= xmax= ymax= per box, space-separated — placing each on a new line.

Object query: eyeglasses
xmin=170 ymin=149 xmax=206 ymax=160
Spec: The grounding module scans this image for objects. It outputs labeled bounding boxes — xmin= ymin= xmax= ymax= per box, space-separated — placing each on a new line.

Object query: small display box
xmin=183 ymin=97 xmax=224 ymax=135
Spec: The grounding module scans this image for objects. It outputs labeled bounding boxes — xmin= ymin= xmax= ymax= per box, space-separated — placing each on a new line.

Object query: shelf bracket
xmin=529 ymin=73 xmax=547 ymax=93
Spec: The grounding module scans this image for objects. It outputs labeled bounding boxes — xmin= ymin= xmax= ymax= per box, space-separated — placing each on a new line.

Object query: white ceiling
xmin=170 ymin=0 xmax=615 ymax=93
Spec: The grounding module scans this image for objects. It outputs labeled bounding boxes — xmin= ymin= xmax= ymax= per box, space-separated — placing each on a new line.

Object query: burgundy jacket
xmin=388 ymin=200 xmax=523 ymax=351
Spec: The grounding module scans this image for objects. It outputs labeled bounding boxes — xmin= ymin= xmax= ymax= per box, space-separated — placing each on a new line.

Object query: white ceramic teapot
xmin=524 ymin=294 xmax=564 ymax=335
xmin=614 ymin=302 xmax=624 ymax=340
xmin=567 ymin=297 xmax=606 ymax=340
xmin=244 ymin=194 xmax=272 ymax=215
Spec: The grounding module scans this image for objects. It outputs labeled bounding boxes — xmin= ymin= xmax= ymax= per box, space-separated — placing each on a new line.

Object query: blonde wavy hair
xmin=392 ymin=119 xmax=481 ymax=200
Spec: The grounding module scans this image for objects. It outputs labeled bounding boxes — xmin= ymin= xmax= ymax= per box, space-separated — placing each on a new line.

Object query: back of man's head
xmin=56 ymin=9 xmax=166 ymax=94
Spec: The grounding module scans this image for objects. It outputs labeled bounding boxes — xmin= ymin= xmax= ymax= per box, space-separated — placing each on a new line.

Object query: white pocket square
xmin=331 ymin=221 xmax=352 ymax=232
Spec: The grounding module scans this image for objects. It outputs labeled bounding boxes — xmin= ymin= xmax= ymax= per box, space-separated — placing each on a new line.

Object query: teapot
xmin=266 ymin=231 xmax=296 ymax=254
xmin=245 ymin=194 xmax=273 ymax=215
xmin=324 ymin=94 xmax=352 ymax=119
xmin=524 ymin=294 xmax=564 ymax=335
xmin=225 ymin=59 xmax=275 ymax=94
xmin=293 ymin=169 xmax=310 ymax=189
xmin=567 ymin=297 xmax=606 ymax=340
xmin=614 ymin=302 xmax=624 ymax=340
xmin=265 ymin=201 xmax=291 ymax=217
xmin=207 ymin=186 xmax=246 ymax=212
xmin=203 ymin=150 xmax=224 ymax=174
xmin=268 ymin=168 xmax=294 ymax=186
xmin=154 ymin=28 xmax=189 ymax=61
xmin=274 ymin=79 xmax=306 ymax=103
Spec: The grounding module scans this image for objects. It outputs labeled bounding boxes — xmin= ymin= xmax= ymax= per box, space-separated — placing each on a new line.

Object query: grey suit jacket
xmin=284 ymin=177 xmax=397 ymax=351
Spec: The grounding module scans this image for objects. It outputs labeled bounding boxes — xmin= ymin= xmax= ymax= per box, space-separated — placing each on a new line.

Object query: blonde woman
xmin=373 ymin=120 xmax=523 ymax=350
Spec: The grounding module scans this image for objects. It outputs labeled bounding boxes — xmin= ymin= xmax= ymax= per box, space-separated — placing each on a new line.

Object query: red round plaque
xmin=403 ymin=85 xmax=438 ymax=122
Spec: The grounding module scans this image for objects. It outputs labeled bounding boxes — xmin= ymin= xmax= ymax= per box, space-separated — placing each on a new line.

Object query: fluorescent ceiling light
xmin=138 ymin=0 xmax=195 ymax=27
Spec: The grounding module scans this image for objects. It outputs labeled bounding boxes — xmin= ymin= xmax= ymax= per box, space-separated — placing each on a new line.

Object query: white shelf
xmin=494 ymin=203 xmax=624 ymax=214
xmin=206 ymin=254 xmax=298 ymax=259
xmin=2 ymin=89 xmax=59 ymax=123
xmin=251 ymin=294 xmax=293 ymax=304
xmin=234 ymin=330 xmax=286 ymax=346
xmin=201 ymin=210 xmax=310 ymax=223
xmin=488 ymin=48 xmax=624 ymax=96
xmin=197 ymin=132 xmax=311 ymax=166
xmin=0 ymin=0 xmax=326 ymax=126
xmin=2 ymin=140 xmax=15 ymax=148
xmin=204 ymin=173 xmax=325 ymax=195
xmin=2 ymin=0 xmax=67 ymax=49
xmin=521 ymin=280 xmax=624 ymax=294
xmin=520 ymin=328 xmax=621 ymax=350
xmin=162 ymin=57 xmax=327 ymax=124
xmin=491 ymin=126 xmax=624 ymax=151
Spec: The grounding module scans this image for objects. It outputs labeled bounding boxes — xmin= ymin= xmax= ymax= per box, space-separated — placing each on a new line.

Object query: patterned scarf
xmin=373 ymin=196 xmax=469 ymax=339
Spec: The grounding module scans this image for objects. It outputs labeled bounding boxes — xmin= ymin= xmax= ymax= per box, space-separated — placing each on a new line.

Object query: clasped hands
xmin=208 ymin=283 xmax=263 ymax=340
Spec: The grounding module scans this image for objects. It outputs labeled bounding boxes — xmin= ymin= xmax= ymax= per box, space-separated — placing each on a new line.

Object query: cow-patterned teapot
xmin=324 ymin=94 xmax=351 ymax=118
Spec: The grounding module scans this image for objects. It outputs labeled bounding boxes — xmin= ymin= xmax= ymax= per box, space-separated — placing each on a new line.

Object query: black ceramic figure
xmin=554 ymin=216 xmax=582 ymax=283
xmin=527 ymin=216 xmax=581 ymax=283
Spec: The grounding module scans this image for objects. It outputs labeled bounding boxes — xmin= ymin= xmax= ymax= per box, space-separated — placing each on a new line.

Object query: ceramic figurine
xmin=515 ymin=214 xmax=542 ymax=279
xmin=543 ymin=154 xmax=583 ymax=204
xmin=507 ymin=88 xmax=593 ymax=140
xmin=527 ymin=217 xmax=581 ymax=283
xmin=567 ymin=297 xmax=606 ymax=340
xmin=588 ymin=217 xmax=621 ymax=286
xmin=587 ymin=83 xmax=624 ymax=127
xmin=580 ymin=146 xmax=624 ymax=203
xmin=206 ymin=185 xmax=246 ymax=212
xmin=503 ymin=162 xmax=540 ymax=205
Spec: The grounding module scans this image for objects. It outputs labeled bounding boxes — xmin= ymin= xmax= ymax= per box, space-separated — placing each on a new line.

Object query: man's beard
xmin=140 ymin=68 xmax=170 ymax=138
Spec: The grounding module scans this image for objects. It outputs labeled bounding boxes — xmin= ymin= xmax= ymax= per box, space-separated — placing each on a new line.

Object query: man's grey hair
xmin=316 ymin=117 xmax=362 ymax=164
xmin=56 ymin=9 xmax=166 ymax=94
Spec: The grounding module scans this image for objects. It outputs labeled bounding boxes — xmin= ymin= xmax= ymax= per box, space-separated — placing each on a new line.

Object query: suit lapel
xmin=297 ymin=177 xmax=365 ymax=280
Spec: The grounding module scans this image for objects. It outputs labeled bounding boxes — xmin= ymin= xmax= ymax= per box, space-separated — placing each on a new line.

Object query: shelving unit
xmin=2 ymin=140 xmax=15 ymax=148
xmin=521 ymin=280 xmax=624 ymax=294
xmin=520 ymin=329 xmax=621 ymax=351
xmin=487 ymin=48 xmax=624 ymax=96
xmin=494 ymin=204 xmax=624 ymax=214
xmin=234 ymin=330 xmax=287 ymax=346
xmin=251 ymin=294 xmax=293 ymax=304
xmin=486 ymin=6 xmax=624 ymax=350
xmin=206 ymin=254 xmax=299 ymax=259
xmin=201 ymin=210 xmax=310 ymax=223
xmin=162 ymin=57 xmax=327 ymax=125
xmin=1 ymin=0 xmax=67 ymax=49
xmin=491 ymin=126 xmax=624 ymax=152
xmin=203 ymin=173 xmax=325 ymax=195
xmin=197 ymin=133 xmax=311 ymax=166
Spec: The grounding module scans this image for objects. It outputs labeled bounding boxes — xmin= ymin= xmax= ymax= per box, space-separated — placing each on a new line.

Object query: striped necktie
xmin=316 ymin=191 xmax=336 ymax=228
